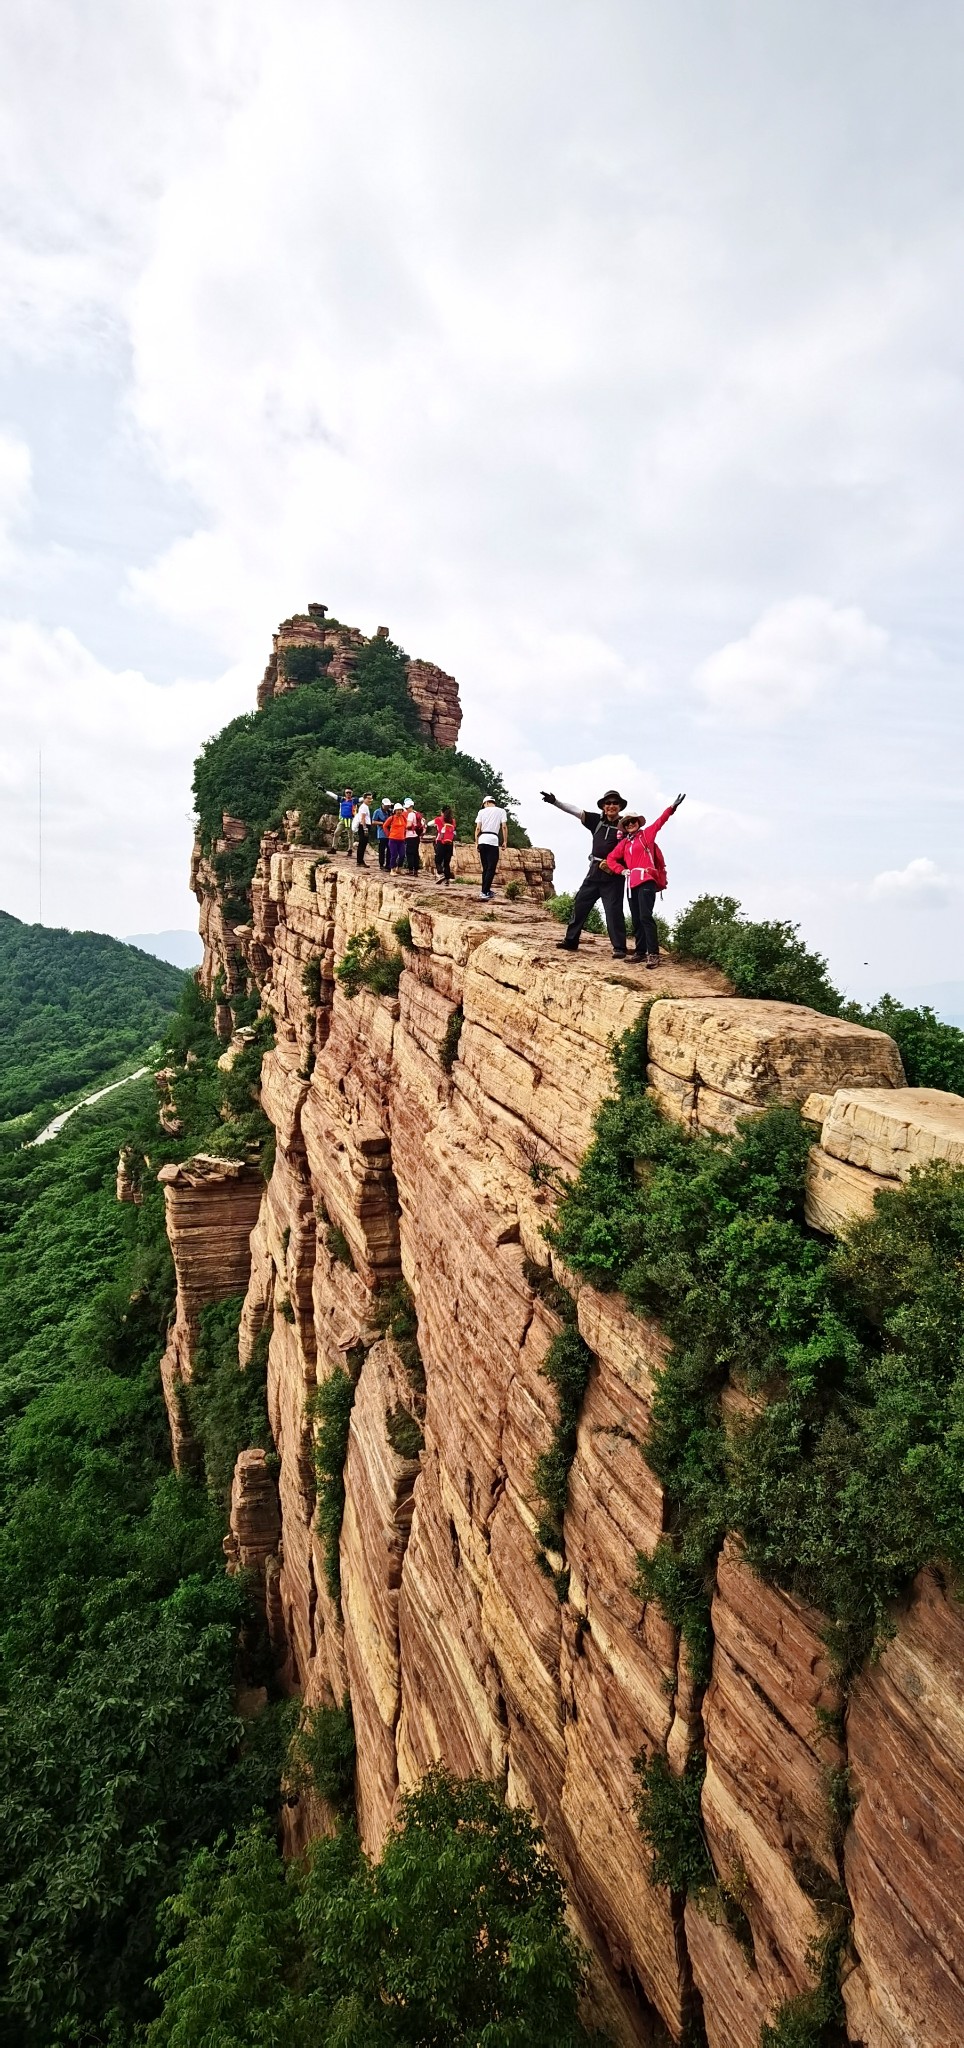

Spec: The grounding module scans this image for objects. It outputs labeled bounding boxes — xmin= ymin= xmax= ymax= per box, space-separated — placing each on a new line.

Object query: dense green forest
xmin=0 ymin=913 xmax=185 ymax=1124
xmin=0 ymin=974 xmax=597 ymax=2045
xmin=193 ymin=632 xmax=526 ymax=889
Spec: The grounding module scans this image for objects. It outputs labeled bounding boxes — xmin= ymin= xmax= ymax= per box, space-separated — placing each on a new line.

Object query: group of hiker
xmin=329 ymin=783 xmax=684 ymax=962
xmin=331 ymin=790 xmax=509 ymax=898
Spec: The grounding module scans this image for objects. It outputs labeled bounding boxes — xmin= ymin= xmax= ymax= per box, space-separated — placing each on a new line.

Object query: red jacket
xmin=604 ymin=806 xmax=674 ymax=890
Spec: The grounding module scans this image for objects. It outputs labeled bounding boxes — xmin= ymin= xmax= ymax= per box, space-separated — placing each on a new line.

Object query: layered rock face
xmin=166 ymin=837 xmax=964 ymax=2047
xmin=254 ymin=604 xmax=462 ymax=747
xmin=157 ymin=1155 xmax=265 ymax=1465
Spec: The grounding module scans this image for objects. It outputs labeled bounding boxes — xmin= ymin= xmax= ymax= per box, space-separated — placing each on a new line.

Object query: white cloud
xmin=0 ymin=617 xmax=245 ymax=934
xmin=693 ymin=595 xmax=889 ymax=724
xmin=869 ymin=857 xmax=954 ymax=904
xmin=0 ymin=431 xmax=32 ymax=557
xmin=0 ymin=1 xmax=962 ymax=981
xmin=510 ymin=752 xmax=763 ymax=895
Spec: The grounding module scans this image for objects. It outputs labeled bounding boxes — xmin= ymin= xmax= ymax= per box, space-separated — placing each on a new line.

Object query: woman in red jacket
xmin=605 ymin=793 xmax=685 ymax=967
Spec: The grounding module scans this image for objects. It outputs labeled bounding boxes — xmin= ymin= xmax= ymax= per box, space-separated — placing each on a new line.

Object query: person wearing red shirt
xmin=605 ymin=794 xmax=685 ymax=967
xmin=433 ymin=807 xmax=457 ymax=885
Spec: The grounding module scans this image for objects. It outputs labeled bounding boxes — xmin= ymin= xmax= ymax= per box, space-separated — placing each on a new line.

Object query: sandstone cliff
xmin=155 ymin=818 xmax=964 ymax=2047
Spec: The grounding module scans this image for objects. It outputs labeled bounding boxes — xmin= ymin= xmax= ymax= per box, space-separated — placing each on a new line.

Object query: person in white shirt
xmin=474 ymin=796 xmax=508 ymax=899
xmin=352 ymin=794 xmax=373 ymax=867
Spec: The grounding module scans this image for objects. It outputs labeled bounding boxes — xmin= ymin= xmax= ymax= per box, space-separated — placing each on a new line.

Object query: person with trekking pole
xmin=604 ymin=795 xmax=685 ymax=967
xmin=353 ymin=793 xmax=373 ymax=867
xmin=539 ymin=787 xmax=630 ymax=957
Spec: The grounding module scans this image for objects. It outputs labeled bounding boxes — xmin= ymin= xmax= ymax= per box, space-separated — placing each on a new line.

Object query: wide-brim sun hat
xmin=597 ymin=789 xmax=627 ymax=807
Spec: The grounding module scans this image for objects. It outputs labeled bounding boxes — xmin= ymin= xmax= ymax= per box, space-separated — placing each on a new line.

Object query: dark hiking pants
xmin=479 ymin=842 xmax=500 ymax=894
xmin=629 ymin=880 xmax=659 ymax=957
xmin=563 ymin=868 xmax=626 ymax=952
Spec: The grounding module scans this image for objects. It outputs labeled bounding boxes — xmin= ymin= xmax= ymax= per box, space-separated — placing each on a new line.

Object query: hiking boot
xmin=645 ymin=953 xmax=660 ymax=970
xmin=611 ymin=950 xmax=628 ymax=961
xmin=555 ymin=938 xmax=578 ymax=950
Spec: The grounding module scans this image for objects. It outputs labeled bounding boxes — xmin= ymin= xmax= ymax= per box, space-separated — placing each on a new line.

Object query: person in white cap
xmin=474 ymin=795 xmax=508 ymax=898
xmin=353 ymin=793 xmax=373 ymax=867
xmin=403 ymin=798 xmax=425 ymax=874
xmin=372 ymin=797 xmax=393 ymax=869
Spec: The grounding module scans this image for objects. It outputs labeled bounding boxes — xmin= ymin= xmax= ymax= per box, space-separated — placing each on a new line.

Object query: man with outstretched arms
xmin=540 ymin=787 xmax=630 ymax=957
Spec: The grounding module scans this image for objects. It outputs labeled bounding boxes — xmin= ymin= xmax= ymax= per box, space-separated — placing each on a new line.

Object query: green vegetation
xmin=550 ymin=1012 xmax=964 ymax=1678
xmin=547 ymin=891 xmax=605 ymax=936
xmin=192 ymin=628 xmax=525 ymax=893
xmin=634 ymin=1753 xmax=713 ymax=1896
xmin=288 ymin=1699 xmax=357 ymax=1812
xmin=533 ymin=1327 xmax=594 ymax=1554
xmin=184 ymin=1300 xmax=272 ymax=1502
xmin=392 ymin=914 xmax=413 ymax=949
xmin=326 ymin=1221 xmax=355 ymax=1268
xmin=386 ymin=1405 xmax=425 ymax=1460
xmin=155 ymin=977 xmax=275 ymax=1164
xmin=669 ymin=892 xmax=964 ymax=1093
xmin=760 ymin=1927 xmax=848 ymax=2047
xmin=843 ymin=990 xmax=964 ymax=1095
xmin=671 ymin=894 xmax=841 ymax=1011
xmin=374 ymin=1278 xmax=427 ymax=1397
xmin=336 ymin=925 xmax=405 ymax=999
xmin=439 ymin=1004 xmax=464 ymax=1072
xmin=311 ymin=1364 xmax=360 ymax=1605
xmin=147 ymin=1771 xmax=602 ymax=2047
xmin=0 ymin=910 xmax=185 ymax=1124
xmin=0 ymin=1089 xmax=289 ymax=2044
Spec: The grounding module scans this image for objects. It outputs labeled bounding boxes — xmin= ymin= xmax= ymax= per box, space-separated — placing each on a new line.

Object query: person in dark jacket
xmin=540 ymin=787 xmax=630 ymax=957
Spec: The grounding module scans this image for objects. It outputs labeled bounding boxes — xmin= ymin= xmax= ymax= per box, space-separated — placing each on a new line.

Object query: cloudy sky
xmin=1 ymin=0 xmax=962 ymax=1001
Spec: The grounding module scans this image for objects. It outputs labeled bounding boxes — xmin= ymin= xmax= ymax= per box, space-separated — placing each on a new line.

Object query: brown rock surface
xmin=648 ymin=997 xmax=904 ymax=1136
xmin=170 ymin=819 xmax=946 ymax=2046
xmin=225 ymin=1446 xmax=281 ymax=1579
xmin=696 ymin=1540 xmax=843 ymax=2026
xmin=805 ymin=1143 xmax=898 ymax=1236
xmin=845 ymin=1568 xmax=964 ymax=2048
xmin=821 ymin=1084 xmax=964 ymax=1181
xmin=157 ymin=1156 xmax=263 ymax=1464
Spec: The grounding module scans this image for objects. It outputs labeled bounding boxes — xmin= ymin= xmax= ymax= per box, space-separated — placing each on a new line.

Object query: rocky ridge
xmin=153 ymin=827 xmax=964 ymax=2048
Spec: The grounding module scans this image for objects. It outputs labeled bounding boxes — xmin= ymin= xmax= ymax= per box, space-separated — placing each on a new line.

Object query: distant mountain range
xmin=125 ymin=930 xmax=204 ymax=969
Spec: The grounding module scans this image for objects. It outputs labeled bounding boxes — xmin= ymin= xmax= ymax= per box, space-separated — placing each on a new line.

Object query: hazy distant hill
xmin=126 ymin=929 xmax=204 ymax=969
xmin=0 ymin=911 xmax=185 ymax=1121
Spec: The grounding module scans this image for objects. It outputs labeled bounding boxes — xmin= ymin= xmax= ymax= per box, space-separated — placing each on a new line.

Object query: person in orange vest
xmin=387 ymin=803 xmax=408 ymax=870
xmin=604 ymin=795 xmax=685 ymax=967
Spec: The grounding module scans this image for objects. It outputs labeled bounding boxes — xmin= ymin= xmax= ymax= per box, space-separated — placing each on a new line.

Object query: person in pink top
xmin=605 ymin=793 xmax=685 ymax=968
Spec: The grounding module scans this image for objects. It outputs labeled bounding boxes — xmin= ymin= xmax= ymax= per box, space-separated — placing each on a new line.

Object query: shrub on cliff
xmin=668 ymin=892 xmax=964 ymax=1091
xmin=671 ymin=894 xmax=843 ymax=1013
xmin=147 ymin=1771 xmax=602 ymax=2047
xmin=335 ymin=926 xmax=404 ymax=1000
xmin=841 ymin=990 xmax=964 ymax=1094
xmin=185 ymin=1300 xmax=272 ymax=1503
xmin=550 ymin=1016 xmax=964 ymax=1676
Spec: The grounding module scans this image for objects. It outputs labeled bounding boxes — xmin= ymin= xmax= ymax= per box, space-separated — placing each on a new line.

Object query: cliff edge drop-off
xmin=156 ymin=608 xmax=964 ymax=2047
